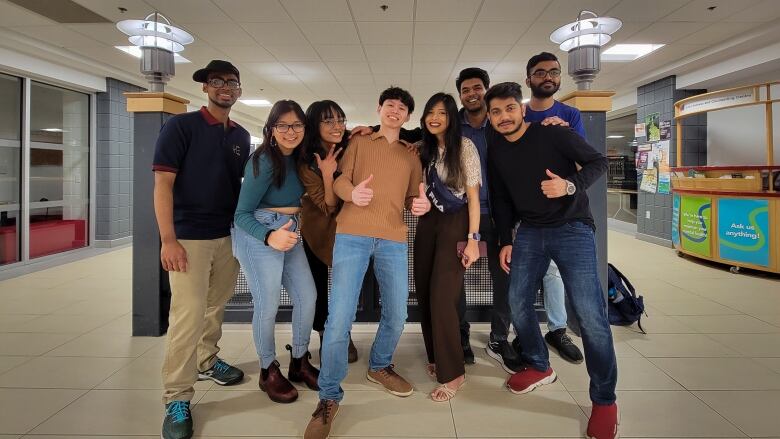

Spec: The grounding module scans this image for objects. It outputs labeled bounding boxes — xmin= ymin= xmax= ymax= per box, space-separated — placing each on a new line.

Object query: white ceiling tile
xmin=373 ymin=74 xmax=411 ymax=89
xmin=661 ymin=0 xmax=762 ymax=22
xmin=416 ymin=0 xmax=481 ymax=21
xmin=357 ymin=21 xmax=414 ymax=45
xmin=725 ymin=0 xmax=780 ymax=22
xmin=220 ymin=45 xmax=277 ymax=62
xmin=477 ymin=0 xmax=550 ymax=21
xmin=604 ymin=0 xmax=689 ymax=22
xmin=213 ymin=0 xmax=291 ymax=22
xmin=493 ymin=61 xmax=526 ymax=75
xmin=241 ymin=22 xmax=308 ymax=45
xmin=458 ymin=45 xmax=512 ymax=61
xmin=466 ymin=21 xmax=532 ymax=44
xmin=182 ymin=22 xmax=255 ymax=46
xmin=413 ymin=44 xmax=462 ymax=61
xmin=65 ymin=23 xmax=128 ymax=46
xmin=71 ymin=0 xmax=151 ymax=23
xmin=9 ymin=25 xmax=105 ymax=48
xmin=452 ymin=61 xmax=498 ymax=73
xmin=315 ymin=45 xmax=367 ymax=61
xmin=336 ymin=74 xmax=374 ymax=85
xmin=298 ymin=21 xmax=359 ymax=45
xmin=144 ymin=0 xmax=233 ymax=23
xmin=284 ymin=61 xmax=332 ymax=78
xmin=503 ymin=44 xmax=549 ymax=64
xmin=412 ymin=62 xmax=455 ymax=76
xmin=514 ymin=21 xmax=561 ymax=45
xmin=245 ymin=62 xmax=292 ymax=76
xmin=535 ymin=0 xmax=623 ymax=22
xmin=414 ymin=22 xmax=471 ymax=45
xmin=603 ymin=21 xmax=653 ymax=44
xmin=282 ymin=0 xmax=351 ymax=21
xmin=369 ymin=60 xmax=411 ymax=75
xmin=681 ymin=22 xmax=757 ymax=46
xmin=364 ymin=45 xmax=412 ymax=62
xmin=623 ymin=21 xmax=709 ymax=44
xmin=348 ymin=0 xmax=414 ymax=21
xmin=345 ymin=85 xmax=379 ymax=96
xmin=265 ymin=45 xmax=321 ymax=61
xmin=327 ymin=61 xmax=372 ymax=76
xmin=179 ymin=41 xmax=226 ymax=63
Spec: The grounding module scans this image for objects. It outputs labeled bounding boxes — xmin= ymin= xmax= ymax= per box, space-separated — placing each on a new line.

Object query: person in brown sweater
xmin=304 ymin=87 xmax=430 ymax=439
xmin=299 ymin=100 xmax=359 ymax=364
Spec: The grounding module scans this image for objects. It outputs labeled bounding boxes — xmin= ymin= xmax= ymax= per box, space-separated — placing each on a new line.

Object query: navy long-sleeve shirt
xmin=487 ymin=123 xmax=607 ymax=247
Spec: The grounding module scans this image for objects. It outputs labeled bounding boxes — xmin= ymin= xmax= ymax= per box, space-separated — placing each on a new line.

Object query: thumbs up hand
xmin=541 ymin=169 xmax=568 ymax=198
xmin=351 ymin=174 xmax=374 ymax=206
xmin=267 ymin=219 xmax=299 ymax=252
xmin=411 ymin=182 xmax=431 ymax=216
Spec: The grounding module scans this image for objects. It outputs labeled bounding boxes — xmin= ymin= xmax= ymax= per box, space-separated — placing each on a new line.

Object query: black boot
xmin=287 ymin=344 xmax=320 ymax=390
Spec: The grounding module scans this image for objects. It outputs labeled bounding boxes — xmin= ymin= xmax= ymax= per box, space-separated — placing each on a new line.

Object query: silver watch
xmin=565 ymin=180 xmax=576 ymax=196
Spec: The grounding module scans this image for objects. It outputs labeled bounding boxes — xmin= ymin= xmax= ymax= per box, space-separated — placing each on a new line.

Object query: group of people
xmin=152 ymin=52 xmax=619 ymax=439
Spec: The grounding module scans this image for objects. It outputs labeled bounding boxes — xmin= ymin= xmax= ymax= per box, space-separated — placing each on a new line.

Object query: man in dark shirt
xmin=153 ymin=60 xmax=249 ymax=439
xmin=485 ymin=82 xmax=618 ymax=439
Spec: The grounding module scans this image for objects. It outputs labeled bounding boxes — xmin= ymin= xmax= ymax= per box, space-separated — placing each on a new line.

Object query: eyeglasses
xmin=530 ymin=69 xmax=561 ymax=79
xmin=274 ymin=122 xmax=305 ymax=133
xmin=207 ymin=78 xmax=241 ymax=89
xmin=320 ymin=118 xmax=347 ymax=128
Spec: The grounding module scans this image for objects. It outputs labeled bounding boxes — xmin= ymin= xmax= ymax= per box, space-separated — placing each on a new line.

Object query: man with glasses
xmin=153 ymin=60 xmax=249 ymax=439
xmin=516 ymin=52 xmax=586 ymax=364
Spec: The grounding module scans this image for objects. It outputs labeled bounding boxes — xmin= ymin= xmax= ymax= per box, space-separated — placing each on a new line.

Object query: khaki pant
xmin=162 ymin=236 xmax=239 ymax=403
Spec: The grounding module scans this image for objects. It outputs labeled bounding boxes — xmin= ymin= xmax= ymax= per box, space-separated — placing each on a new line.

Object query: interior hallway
xmin=1 ymin=230 xmax=779 ymax=438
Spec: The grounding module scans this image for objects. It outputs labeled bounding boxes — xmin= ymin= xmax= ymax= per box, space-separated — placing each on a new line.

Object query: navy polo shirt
xmin=459 ymin=108 xmax=490 ymax=214
xmin=153 ymin=107 xmax=250 ymax=240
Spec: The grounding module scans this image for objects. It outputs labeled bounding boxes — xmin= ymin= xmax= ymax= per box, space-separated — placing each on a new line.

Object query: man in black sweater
xmin=485 ymin=82 xmax=618 ymax=439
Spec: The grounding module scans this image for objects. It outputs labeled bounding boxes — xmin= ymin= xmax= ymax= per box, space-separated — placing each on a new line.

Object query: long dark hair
xmin=419 ymin=93 xmax=464 ymax=189
xmin=302 ymin=100 xmax=348 ymax=169
xmin=252 ymin=100 xmax=306 ymax=187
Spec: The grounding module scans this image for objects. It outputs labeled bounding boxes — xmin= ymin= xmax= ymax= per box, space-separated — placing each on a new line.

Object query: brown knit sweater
xmin=334 ymin=132 xmax=422 ymax=243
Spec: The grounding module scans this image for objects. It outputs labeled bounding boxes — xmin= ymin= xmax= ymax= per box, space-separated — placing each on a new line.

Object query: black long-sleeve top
xmin=487 ymin=123 xmax=607 ymax=247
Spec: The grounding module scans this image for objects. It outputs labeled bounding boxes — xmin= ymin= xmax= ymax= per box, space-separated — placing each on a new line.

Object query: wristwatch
xmin=466 ymin=232 xmax=481 ymax=241
xmin=565 ymin=180 xmax=576 ymax=196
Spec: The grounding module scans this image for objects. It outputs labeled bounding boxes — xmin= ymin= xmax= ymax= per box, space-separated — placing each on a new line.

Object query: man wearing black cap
xmin=153 ymin=60 xmax=250 ymax=439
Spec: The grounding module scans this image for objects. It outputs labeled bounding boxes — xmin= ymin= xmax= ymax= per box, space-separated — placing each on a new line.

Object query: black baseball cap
xmin=192 ymin=60 xmax=240 ymax=83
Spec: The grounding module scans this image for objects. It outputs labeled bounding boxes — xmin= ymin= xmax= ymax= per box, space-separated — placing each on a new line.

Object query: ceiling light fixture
xmin=240 ymin=99 xmax=272 ymax=107
xmin=116 ymin=12 xmax=193 ymax=91
xmin=601 ymin=44 xmax=664 ymax=62
xmin=549 ymin=10 xmax=622 ymax=90
xmin=606 ymin=135 xmax=625 ymax=139
xmin=115 ymin=46 xmax=190 ymax=63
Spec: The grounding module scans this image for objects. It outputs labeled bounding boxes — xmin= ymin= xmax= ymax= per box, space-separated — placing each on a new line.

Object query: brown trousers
xmin=162 ymin=236 xmax=239 ymax=403
xmin=413 ymin=207 xmax=468 ymax=384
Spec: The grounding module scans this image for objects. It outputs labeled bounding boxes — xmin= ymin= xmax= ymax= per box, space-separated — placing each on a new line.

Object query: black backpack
xmin=607 ymin=263 xmax=646 ymax=333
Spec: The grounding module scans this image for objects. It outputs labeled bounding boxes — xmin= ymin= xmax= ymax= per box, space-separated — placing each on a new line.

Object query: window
xmin=0 ymin=73 xmax=22 ymax=266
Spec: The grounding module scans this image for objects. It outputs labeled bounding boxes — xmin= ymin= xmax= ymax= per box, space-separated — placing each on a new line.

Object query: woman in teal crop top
xmin=232 ymin=100 xmax=319 ymax=404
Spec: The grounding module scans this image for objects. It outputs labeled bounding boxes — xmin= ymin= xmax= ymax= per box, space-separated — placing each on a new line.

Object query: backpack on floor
xmin=607 ymin=263 xmax=646 ymax=333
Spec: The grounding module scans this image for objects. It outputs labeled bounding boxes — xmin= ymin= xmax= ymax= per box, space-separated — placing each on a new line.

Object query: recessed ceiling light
xmin=521 ymin=98 xmax=530 ymax=104
xmin=41 ymin=128 xmax=63 ymax=132
xmin=114 ymin=46 xmax=190 ymax=63
xmin=607 ymin=135 xmax=625 ymax=139
xmin=240 ymin=99 xmax=272 ymax=107
xmin=601 ymin=44 xmax=664 ymax=62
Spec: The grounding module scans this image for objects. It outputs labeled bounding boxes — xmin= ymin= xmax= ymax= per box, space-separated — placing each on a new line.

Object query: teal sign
xmin=672 ymin=193 xmax=680 ymax=247
xmin=718 ymin=198 xmax=770 ymax=266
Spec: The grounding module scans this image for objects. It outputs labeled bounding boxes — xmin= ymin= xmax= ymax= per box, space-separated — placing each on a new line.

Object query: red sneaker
xmin=586 ymin=402 xmax=619 ymax=439
xmin=506 ymin=367 xmax=557 ymax=394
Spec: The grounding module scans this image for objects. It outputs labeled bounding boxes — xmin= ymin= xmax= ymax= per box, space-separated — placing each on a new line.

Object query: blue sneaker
xmin=198 ymin=358 xmax=244 ymax=386
xmin=162 ymin=400 xmax=192 ymax=439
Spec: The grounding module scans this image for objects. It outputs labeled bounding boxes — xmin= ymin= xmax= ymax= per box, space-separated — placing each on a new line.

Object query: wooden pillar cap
xmin=124 ymin=92 xmax=190 ymax=115
xmin=559 ymin=90 xmax=615 ymax=112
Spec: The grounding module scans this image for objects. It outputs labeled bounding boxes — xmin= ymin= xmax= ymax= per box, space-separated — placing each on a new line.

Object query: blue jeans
xmin=318 ymin=234 xmax=409 ymax=402
xmin=509 ymin=221 xmax=617 ymax=405
xmin=232 ymin=210 xmax=316 ymax=369
xmin=543 ymin=261 xmax=568 ymax=332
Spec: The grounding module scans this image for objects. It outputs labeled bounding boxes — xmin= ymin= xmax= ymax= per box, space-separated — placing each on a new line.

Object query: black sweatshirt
xmin=487 ymin=123 xmax=607 ymax=247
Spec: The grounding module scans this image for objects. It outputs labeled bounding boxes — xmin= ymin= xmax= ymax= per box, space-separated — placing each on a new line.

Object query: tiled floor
xmin=1 ymin=231 xmax=779 ymax=438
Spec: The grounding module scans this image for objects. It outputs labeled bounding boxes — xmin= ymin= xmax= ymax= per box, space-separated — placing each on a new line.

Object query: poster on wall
xmin=634 ymin=123 xmax=646 ymax=138
xmin=636 ymin=150 xmax=649 ymax=187
xmin=660 ymin=120 xmax=671 ymax=140
xmin=645 ymin=112 xmax=661 ymax=141
xmin=680 ymin=195 xmax=712 ymax=257
xmin=657 ymin=140 xmax=671 ymax=194
xmin=718 ymin=198 xmax=770 ymax=266
xmin=672 ymin=193 xmax=681 ymax=247
xmin=640 ymin=167 xmax=658 ymax=193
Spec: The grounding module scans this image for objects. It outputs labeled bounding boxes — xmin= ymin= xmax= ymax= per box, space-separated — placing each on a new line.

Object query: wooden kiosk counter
xmin=671 ymin=82 xmax=779 ymax=274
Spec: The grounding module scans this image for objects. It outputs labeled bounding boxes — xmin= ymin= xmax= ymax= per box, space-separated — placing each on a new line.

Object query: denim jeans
xmin=508 ymin=221 xmax=617 ymax=405
xmin=543 ymin=261 xmax=568 ymax=332
xmin=318 ymin=233 xmax=409 ymax=402
xmin=232 ymin=209 xmax=316 ymax=369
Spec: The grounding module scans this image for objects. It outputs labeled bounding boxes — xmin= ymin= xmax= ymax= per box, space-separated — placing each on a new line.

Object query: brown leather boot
xmin=287 ymin=344 xmax=320 ymax=390
xmin=259 ymin=360 xmax=298 ymax=403
xmin=348 ymin=335 xmax=358 ymax=364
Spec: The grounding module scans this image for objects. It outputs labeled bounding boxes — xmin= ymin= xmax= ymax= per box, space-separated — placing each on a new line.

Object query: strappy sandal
xmin=426 ymin=363 xmax=437 ymax=379
xmin=430 ymin=379 xmax=465 ymax=402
